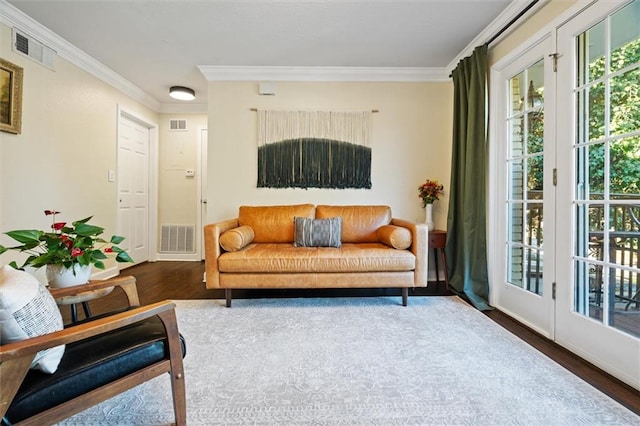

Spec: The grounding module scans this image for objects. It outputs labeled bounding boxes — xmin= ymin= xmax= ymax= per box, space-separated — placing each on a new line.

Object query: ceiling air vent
xmin=169 ymin=119 xmax=188 ymax=131
xmin=12 ymin=28 xmax=56 ymax=70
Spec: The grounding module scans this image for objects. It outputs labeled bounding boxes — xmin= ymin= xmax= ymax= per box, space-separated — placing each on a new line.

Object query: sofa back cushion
xmin=316 ymin=205 xmax=392 ymax=243
xmin=239 ymin=204 xmax=315 ymax=243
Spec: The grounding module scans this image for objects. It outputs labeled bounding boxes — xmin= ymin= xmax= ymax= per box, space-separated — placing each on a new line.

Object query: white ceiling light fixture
xmin=169 ymin=86 xmax=195 ymax=101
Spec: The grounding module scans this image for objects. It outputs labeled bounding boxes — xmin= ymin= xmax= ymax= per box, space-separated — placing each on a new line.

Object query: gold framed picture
xmin=0 ymin=58 xmax=24 ymax=135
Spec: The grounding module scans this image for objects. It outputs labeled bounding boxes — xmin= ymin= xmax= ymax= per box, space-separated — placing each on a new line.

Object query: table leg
xmin=70 ymin=304 xmax=78 ymax=323
xmin=433 ymin=248 xmax=440 ymax=283
xmin=82 ymin=302 xmax=92 ymax=319
xmin=440 ymin=249 xmax=450 ymax=291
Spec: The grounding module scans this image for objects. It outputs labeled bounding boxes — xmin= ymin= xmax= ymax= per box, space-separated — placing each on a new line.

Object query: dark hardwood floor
xmin=69 ymin=261 xmax=640 ymax=416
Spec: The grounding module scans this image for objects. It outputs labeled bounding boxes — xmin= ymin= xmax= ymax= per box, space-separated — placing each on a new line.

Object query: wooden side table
xmin=51 ymin=284 xmax=115 ymax=323
xmin=429 ymin=229 xmax=449 ymax=291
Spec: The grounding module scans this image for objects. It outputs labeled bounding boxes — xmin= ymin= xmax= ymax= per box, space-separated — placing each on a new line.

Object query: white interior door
xmin=118 ymin=113 xmax=150 ymax=266
xmin=491 ymin=36 xmax=556 ymax=338
xmin=555 ymin=0 xmax=640 ymax=389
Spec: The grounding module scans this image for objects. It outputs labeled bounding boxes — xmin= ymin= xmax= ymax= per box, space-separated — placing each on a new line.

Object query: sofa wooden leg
xmin=402 ymin=288 xmax=408 ymax=306
xmin=225 ymin=289 xmax=232 ymax=308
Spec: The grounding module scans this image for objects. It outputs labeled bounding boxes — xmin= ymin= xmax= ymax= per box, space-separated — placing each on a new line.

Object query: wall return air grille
xmin=12 ymin=28 xmax=56 ymax=70
xmin=169 ymin=119 xmax=188 ymax=131
xmin=160 ymin=225 xmax=195 ymax=253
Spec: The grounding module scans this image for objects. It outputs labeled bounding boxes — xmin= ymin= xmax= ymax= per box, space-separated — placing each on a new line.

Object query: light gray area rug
xmin=60 ymin=297 xmax=639 ymax=425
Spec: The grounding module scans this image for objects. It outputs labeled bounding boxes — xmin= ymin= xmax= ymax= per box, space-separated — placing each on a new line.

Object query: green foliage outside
xmin=585 ymin=38 xmax=640 ymax=236
xmin=522 ymin=37 xmax=640 ymax=244
xmin=587 ymin=38 xmax=640 ymax=196
xmin=516 ymin=12 xmax=640 ymax=302
xmin=527 ymin=38 xmax=640 ymax=196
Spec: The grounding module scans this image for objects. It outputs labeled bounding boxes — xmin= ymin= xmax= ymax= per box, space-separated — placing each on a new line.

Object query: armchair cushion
xmin=0 ymin=265 xmax=64 ymax=373
xmin=4 ymin=313 xmax=187 ymax=424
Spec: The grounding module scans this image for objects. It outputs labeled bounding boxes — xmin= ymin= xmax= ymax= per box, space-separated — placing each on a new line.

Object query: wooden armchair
xmin=0 ymin=276 xmax=186 ymax=425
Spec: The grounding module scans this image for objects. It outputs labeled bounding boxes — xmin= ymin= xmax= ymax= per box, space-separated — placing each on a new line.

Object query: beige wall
xmin=206 ymin=81 xmax=453 ymax=227
xmin=0 ymin=23 xmax=160 ymax=274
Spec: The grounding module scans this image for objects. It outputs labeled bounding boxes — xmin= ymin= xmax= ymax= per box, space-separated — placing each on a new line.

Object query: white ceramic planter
xmin=47 ymin=264 xmax=92 ymax=288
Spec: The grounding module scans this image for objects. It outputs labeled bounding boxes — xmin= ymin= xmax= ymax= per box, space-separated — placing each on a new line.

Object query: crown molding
xmin=447 ymin=0 xmax=550 ymax=72
xmin=198 ymin=66 xmax=450 ymax=82
xmin=0 ymin=0 xmax=161 ymax=111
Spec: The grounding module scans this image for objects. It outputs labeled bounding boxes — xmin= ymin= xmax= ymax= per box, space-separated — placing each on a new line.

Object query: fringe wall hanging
xmin=257 ymin=110 xmax=372 ymax=189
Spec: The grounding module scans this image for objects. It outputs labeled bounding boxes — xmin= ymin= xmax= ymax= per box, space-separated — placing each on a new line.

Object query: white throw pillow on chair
xmin=0 ymin=264 xmax=65 ymax=373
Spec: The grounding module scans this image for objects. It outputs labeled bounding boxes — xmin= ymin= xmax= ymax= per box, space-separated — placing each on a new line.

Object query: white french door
xmin=492 ymin=0 xmax=640 ymax=389
xmin=491 ymin=36 xmax=556 ymax=338
xmin=555 ymin=0 xmax=640 ymax=389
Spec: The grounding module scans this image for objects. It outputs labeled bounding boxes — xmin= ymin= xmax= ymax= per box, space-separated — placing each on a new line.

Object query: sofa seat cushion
xmin=5 ymin=315 xmax=187 ymax=424
xmin=218 ymin=243 xmax=415 ymax=273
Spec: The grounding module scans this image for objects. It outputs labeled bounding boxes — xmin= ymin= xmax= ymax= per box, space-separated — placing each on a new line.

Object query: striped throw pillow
xmin=293 ymin=216 xmax=342 ymax=248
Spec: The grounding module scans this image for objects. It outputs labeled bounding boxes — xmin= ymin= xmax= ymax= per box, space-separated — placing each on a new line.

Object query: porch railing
xmin=523 ymin=192 xmax=640 ymax=310
xmin=587 ymin=199 xmax=640 ymax=311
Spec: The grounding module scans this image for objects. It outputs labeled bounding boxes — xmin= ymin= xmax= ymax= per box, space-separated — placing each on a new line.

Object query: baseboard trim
xmin=156 ymin=253 xmax=200 ymax=261
xmin=90 ymin=266 xmax=119 ymax=280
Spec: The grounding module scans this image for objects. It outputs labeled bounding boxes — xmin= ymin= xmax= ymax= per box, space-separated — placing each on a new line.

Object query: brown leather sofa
xmin=204 ymin=204 xmax=428 ymax=307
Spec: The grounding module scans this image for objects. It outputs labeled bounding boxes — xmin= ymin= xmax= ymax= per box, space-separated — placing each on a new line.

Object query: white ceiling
xmin=4 ymin=0 xmax=522 ymax=110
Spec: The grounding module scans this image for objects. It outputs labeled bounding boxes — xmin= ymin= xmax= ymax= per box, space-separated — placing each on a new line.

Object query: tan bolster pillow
xmin=377 ymin=225 xmax=412 ymax=250
xmin=220 ymin=226 xmax=255 ymax=252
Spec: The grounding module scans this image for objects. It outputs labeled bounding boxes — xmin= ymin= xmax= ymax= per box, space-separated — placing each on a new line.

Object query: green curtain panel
xmin=445 ymin=44 xmax=491 ymax=311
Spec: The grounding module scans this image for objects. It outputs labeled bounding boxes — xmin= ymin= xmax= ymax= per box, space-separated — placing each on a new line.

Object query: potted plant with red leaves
xmin=0 ymin=210 xmax=133 ymax=287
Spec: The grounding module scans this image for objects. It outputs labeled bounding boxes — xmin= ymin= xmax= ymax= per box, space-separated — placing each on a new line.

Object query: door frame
xmin=489 ymin=35 xmax=556 ymax=339
xmin=487 ymin=2 xmax=590 ymax=317
xmin=117 ymin=105 xmax=159 ymax=263
xmin=197 ymin=127 xmax=208 ymax=260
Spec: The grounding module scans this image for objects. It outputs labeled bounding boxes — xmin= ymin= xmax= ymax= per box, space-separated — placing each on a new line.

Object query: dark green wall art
xmin=257 ymin=138 xmax=371 ymax=189
xmin=257 ymin=110 xmax=372 ymax=189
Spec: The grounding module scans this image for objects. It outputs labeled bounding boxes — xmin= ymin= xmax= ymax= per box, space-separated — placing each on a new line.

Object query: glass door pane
xmin=573 ymin=0 xmax=640 ymax=338
xmin=507 ymin=59 xmax=545 ymax=295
